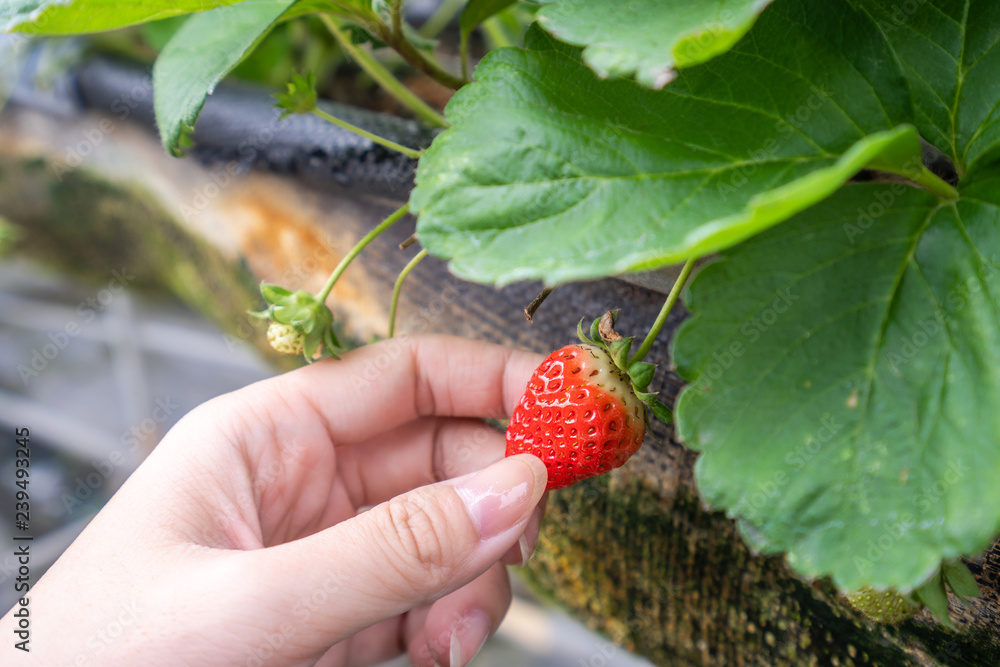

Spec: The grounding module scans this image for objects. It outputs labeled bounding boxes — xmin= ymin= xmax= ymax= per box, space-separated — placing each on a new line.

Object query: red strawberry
xmin=505 ymin=313 xmax=672 ymax=490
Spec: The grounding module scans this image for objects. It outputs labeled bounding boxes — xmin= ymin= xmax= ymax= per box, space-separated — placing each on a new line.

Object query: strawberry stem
xmin=317 ymin=204 xmax=410 ymax=304
xmin=310 ymin=107 xmax=424 ymax=159
xmin=388 ymin=247 xmax=429 ymax=337
xmin=320 ymin=14 xmax=448 ymax=128
xmin=630 ymin=257 xmax=698 ymax=364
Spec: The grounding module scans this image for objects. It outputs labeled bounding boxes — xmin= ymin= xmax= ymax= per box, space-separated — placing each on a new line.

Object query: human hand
xmin=0 ymin=335 xmax=548 ymax=666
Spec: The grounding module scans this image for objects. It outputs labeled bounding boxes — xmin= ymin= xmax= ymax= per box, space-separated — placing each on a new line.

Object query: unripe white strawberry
xmin=267 ymin=322 xmax=305 ymax=356
xmin=846 ymin=587 xmax=922 ymax=624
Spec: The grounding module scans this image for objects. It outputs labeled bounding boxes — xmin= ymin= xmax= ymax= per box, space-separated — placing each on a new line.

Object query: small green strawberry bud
xmin=267 ymin=322 xmax=305 ymax=356
xmin=251 ymin=282 xmax=343 ymax=361
xmin=275 ymin=71 xmax=317 ymax=118
xmin=846 ymin=586 xmax=922 ymax=624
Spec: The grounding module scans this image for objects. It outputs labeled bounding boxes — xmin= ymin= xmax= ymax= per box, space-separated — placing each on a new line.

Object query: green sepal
xmin=260 ymin=282 xmax=293 ymax=302
xmin=608 ymin=337 xmax=632 ymax=370
xmin=943 ymin=561 xmax=980 ymax=602
xmin=303 ymin=324 xmax=324 ymax=360
xmin=278 ymin=303 xmax=314 ymax=325
xmin=634 ymin=389 xmax=658 ymax=404
xmin=914 ymin=571 xmax=954 ymax=629
xmin=324 ymin=327 xmax=342 ymax=360
xmin=247 ymin=307 xmax=273 ymax=320
xmin=650 ymin=400 xmax=674 ymax=425
xmin=629 ymin=361 xmax=656 ymax=390
xmin=255 ymin=280 xmax=343 ymax=361
xmin=588 ymin=316 xmax=601 ymax=344
xmin=577 ymin=317 xmax=594 ymax=344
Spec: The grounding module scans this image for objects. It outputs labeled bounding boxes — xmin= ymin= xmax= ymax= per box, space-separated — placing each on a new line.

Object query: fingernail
xmin=454 ymin=455 xmax=546 ymax=540
xmin=450 ymin=610 xmax=491 ymax=667
xmin=518 ymin=533 xmax=531 ymax=567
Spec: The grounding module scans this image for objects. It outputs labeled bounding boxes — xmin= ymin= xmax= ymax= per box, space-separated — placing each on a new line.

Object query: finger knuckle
xmin=378 ymin=490 xmax=462 ymax=581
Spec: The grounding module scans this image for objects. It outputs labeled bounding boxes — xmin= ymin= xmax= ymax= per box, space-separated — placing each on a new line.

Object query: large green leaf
xmin=672 ymin=181 xmax=1000 ymax=591
xmin=853 ymin=0 xmax=1000 ymax=179
xmin=153 ymin=0 xmax=296 ymax=154
xmin=0 ymin=0 xmax=246 ymax=34
xmin=535 ymin=0 xmax=773 ymax=88
xmin=413 ymin=0 xmax=925 ymax=286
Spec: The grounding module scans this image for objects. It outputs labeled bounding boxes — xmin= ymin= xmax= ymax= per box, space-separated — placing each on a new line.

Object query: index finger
xmin=278 ymin=334 xmax=543 ymax=444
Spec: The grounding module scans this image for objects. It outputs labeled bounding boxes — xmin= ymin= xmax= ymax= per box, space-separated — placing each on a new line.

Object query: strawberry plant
xmin=8 ymin=0 xmax=999 ymax=628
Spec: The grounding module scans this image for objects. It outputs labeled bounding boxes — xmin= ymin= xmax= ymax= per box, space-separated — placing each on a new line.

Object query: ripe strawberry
xmin=506 ymin=313 xmax=672 ymax=490
xmin=845 ymin=587 xmax=922 ymax=624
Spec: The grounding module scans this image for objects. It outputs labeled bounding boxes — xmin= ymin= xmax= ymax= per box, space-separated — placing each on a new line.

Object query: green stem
xmin=317 ymin=204 xmax=410 ymax=303
xmin=906 ymin=164 xmax=960 ymax=200
xmin=389 ymin=0 xmax=403 ymax=39
xmin=320 ymin=14 xmax=447 ymax=128
xmin=460 ymin=32 xmax=471 ymax=82
xmin=482 ymin=16 xmax=513 ymax=49
xmin=310 ymin=107 xmax=423 ymax=159
xmin=630 ymin=257 xmax=698 ymax=364
xmin=368 ymin=21 xmax=465 ymax=90
xmin=419 ymin=0 xmax=465 ymax=38
xmin=388 ymin=248 xmax=429 ymax=337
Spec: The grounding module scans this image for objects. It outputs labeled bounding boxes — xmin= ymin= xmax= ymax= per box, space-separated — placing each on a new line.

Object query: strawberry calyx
xmin=250 ymin=282 xmax=342 ymax=362
xmin=576 ymin=310 xmax=673 ymax=425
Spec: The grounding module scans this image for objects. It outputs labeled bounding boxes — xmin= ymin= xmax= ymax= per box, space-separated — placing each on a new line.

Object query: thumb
xmin=244 ymin=454 xmax=547 ymax=653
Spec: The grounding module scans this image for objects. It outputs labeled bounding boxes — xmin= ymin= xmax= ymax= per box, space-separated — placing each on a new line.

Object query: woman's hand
xmin=1 ymin=335 xmax=548 ymax=667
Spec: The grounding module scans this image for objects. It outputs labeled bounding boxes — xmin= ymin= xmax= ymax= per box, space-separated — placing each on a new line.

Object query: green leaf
xmin=1 ymin=0 xmax=246 ymax=34
xmin=412 ymin=1 xmax=927 ymax=286
xmin=153 ymin=0 xmax=296 ymax=154
xmin=672 ymin=182 xmax=1000 ymax=591
xmin=535 ymin=0 xmax=773 ymax=88
xmin=854 ymin=0 xmax=1000 ymax=178
xmin=460 ymin=0 xmax=516 ymax=38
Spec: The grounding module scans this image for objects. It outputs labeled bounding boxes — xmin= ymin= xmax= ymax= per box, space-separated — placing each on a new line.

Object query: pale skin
xmin=0 ymin=336 xmax=549 ymax=666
